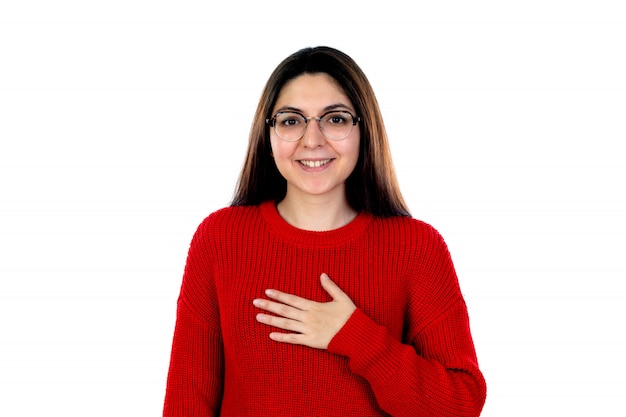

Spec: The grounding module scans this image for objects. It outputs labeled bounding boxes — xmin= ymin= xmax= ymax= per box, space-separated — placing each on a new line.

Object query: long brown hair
xmin=231 ymin=46 xmax=410 ymax=217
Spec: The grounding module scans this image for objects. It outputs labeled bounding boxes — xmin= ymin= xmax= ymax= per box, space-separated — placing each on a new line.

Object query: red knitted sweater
xmin=163 ymin=201 xmax=486 ymax=416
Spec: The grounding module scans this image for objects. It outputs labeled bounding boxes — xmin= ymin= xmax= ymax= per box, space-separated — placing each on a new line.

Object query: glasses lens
xmin=274 ymin=112 xmax=306 ymax=142
xmin=271 ymin=111 xmax=357 ymax=141
xmin=320 ymin=111 xmax=355 ymax=141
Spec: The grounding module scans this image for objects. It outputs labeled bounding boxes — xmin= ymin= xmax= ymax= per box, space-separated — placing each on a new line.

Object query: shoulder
xmin=197 ymin=204 xmax=261 ymax=231
xmin=389 ymin=218 xmax=463 ymax=321
xmin=370 ymin=215 xmax=449 ymax=252
xmin=190 ymin=204 xmax=263 ymax=246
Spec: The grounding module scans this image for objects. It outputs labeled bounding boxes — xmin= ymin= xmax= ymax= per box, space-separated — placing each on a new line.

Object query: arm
xmin=328 ymin=300 xmax=486 ymax=417
xmin=253 ymin=224 xmax=486 ymax=416
xmin=255 ymin=278 xmax=486 ymax=417
xmin=329 ymin=225 xmax=486 ymax=417
xmin=253 ymin=276 xmax=485 ymax=416
xmin=163 ymin=300 xmax=224 ymax=417
xmin=163 ymin=219 xmax=224 ymax=417
xmin=329 ymin=223 xmax=486 ymax=416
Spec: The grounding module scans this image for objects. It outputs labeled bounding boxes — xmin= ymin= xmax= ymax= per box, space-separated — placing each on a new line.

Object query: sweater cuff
xmin=328 ymin=308 xmax=409 ymax=382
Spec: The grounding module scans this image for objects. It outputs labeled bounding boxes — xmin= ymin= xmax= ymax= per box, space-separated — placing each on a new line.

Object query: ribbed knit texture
xmin=163 ymin=201 xmax=486 ymax=416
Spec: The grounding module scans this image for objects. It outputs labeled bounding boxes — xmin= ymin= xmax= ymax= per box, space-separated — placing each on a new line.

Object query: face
xmin=269 ymin=73 xmax=360 ymax=203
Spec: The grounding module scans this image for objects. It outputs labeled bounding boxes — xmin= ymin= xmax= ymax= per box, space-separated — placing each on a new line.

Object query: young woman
xmin=163 ymin=46 xmax=486 ymax=416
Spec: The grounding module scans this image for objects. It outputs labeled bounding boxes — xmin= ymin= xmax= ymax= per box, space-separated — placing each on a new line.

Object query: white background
xmin=1 ymin=1 xmax=624 ymax=416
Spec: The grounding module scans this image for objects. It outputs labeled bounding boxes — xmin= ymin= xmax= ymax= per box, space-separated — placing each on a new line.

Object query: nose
xmin=301 ymin=118 xmax=325 ymax=148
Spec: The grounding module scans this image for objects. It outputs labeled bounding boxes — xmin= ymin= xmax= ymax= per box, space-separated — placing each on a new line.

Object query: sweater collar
xmin=259 ymin=200 xmax=372 ymax=248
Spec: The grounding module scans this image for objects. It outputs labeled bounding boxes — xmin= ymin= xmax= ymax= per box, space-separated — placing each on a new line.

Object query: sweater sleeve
xmin=327 ymin=224 xmax=486 ymax=417
xmin=163 ymin=218 xmax=224 ymax=417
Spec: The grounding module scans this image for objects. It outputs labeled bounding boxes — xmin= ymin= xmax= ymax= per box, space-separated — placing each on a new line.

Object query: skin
xmin=269 ymin=73 xmax=360 ymax=232
xmin=253 ymin=273 xmax=357 ymax=350
xmin=253 ymin=73 xmax=359 ymax=350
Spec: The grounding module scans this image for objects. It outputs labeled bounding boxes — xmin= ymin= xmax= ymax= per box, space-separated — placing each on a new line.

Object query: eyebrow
xmin=273 ymin=103 xmax=356 ymax=115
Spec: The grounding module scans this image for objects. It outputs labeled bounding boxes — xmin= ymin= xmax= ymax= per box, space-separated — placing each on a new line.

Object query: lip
xmin=296 ymin=158 xmax=334 ymax=170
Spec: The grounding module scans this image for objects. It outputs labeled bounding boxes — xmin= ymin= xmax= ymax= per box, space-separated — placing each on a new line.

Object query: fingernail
xmin=321 ymin=273 xmax=329 ymax=280
xmin=265 ymin=289 xmax=275 ymax=297
xmin=252 ymin=299 xmax=261 ymax=307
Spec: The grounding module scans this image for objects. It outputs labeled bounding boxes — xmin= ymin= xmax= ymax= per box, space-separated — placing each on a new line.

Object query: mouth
xmin=298 ymin=159 xmax=333 ymax=168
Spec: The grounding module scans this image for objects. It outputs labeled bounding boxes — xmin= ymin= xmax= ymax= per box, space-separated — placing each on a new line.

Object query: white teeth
xmin=300 ymin=159 xmax=331 ymax=168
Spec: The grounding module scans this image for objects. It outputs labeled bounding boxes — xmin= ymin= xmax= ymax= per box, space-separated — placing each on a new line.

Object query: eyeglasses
xmin=266 ymin=110 xmax=361 ymax=142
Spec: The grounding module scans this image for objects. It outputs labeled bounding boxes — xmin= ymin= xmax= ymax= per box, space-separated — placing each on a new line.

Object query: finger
xmin=256 ymin=313 xmax=304 ymax=333
xmin=253 ymin=298 xmax=304 ymax=321
xmin=319 ymin=273 xmax=347 ymax=300
xmin=264 ymin=289 xmax=311 ymax=310
xmin=269 ymin=332 xmax=307 ymax=346
xmin=270 ymin=331 xmax=327 ymax=350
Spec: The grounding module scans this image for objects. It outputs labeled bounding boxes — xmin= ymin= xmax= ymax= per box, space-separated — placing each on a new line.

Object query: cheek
xmin=269 ymin=136 xmax=281 ymax=158
xmin=269 ymin=137 xmax=295 ymax=162
xmin=344 ymin=136 xmax=361 ymax=166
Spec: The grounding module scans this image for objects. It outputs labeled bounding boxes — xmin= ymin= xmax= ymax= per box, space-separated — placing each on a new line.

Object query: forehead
xmin=273 ymin=73 xmax=352 ymax=111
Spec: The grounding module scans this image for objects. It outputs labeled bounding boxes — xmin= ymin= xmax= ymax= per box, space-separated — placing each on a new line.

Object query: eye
xmin=276 ymin=112 xmax=304 ymax=128
xmin=323 ymin=112 xmax=350 ymax=125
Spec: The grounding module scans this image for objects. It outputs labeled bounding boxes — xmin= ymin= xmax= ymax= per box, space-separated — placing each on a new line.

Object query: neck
xmin=276 ymin=193 xmax=357 ymax=232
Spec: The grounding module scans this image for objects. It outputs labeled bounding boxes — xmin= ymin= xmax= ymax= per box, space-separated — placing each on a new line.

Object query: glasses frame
xmin=266 ymin=110 xmax=361 ymax=142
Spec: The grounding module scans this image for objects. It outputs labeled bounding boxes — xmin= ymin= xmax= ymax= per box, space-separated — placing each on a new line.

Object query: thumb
xmin=320 ymin=273 xmax=346 ymax=300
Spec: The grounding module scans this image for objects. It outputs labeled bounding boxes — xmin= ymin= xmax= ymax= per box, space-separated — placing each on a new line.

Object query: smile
xmin=298 ymin=159 xmax=332 ymax=168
